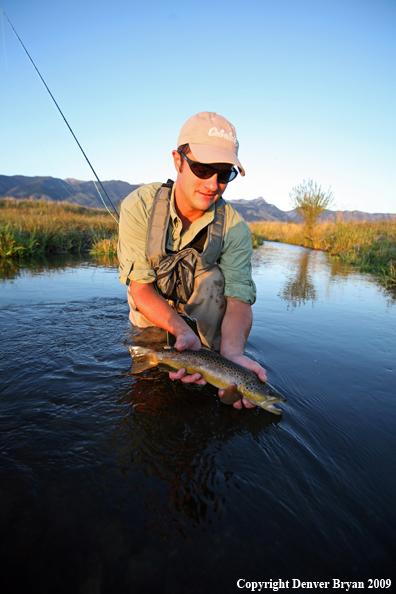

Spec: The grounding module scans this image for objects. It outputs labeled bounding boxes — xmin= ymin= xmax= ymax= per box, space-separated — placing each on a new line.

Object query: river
xmin=0 ymin=243 xmax=395 ymax=593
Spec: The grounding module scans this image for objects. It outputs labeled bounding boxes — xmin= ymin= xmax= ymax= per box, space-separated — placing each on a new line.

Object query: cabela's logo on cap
xmin=208 ymin=127 xmax=238 ymax=146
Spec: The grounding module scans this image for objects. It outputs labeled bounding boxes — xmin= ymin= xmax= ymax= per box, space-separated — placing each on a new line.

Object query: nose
xmin=203 ymin=173 xmax=220 ymax=191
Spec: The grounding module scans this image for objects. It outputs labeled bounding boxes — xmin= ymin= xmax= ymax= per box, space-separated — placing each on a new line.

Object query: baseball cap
xmin=177 ymin=111 xmax=245 ymax=176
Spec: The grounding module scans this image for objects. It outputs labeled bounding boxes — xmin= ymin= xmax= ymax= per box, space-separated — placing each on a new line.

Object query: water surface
xmin=1 ymin=246 xmax=395 ymax=593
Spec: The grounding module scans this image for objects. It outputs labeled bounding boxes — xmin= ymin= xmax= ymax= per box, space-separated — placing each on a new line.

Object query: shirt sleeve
xmin=218 ymin=205 xmax=257 ymax=305
xmin=117 ymin=184 xmax=161 ymax=286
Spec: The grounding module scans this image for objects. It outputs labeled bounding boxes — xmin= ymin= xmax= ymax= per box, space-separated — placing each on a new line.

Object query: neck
xmin=174 ymin=193 xmax=205 ymax=233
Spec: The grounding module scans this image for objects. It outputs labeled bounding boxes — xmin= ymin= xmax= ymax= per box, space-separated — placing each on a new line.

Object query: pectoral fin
xmin=220 ymin=384 xmax=243 ymax=405
xmin=131 ymin=360 xmax=157 ymax=373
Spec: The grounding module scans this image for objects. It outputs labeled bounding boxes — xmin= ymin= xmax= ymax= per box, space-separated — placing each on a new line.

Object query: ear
xmin=172 ymin=150 xmax=182 ymax=173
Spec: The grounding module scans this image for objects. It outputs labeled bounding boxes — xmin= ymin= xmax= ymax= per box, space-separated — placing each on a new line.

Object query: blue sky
xmin=1 ymin=0 xmax=395 ymax=213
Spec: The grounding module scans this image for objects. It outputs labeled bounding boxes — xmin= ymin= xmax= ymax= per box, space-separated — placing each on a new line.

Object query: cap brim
xmin=189 ymin=143 xmax=245 ymax=176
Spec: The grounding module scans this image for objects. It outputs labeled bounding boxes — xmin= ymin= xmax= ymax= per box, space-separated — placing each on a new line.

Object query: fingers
xmin=231 ymin=398 xmax=256 ymax=409
xmin=223 ymin=354 xmax=267 ymax=384
xmin=174 ymin=332 xmax=201 ymax=352
xmin=169 ymin=368 xmax=186 ymax=381
xmin=180 ymin=373 xmax=206 ymax=385
xmin=257 ymin=367 xmax=267 ymax=383
xmin=168 ymin=368 xmax=207 ymax=385
xmin=174 ymin=337 xmax=187 ymax=351
xmin=218 ymin=389 xmax=257 ymax=409
xmin=242 ymin=359 xmax=267 ymax=383
xmin=240 ymin=398 xmax=256 ymax=409
xmin=246 ymin=361 xmax=267 ymax=383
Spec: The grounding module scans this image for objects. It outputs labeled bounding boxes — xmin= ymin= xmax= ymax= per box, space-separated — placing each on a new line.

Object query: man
xmin=118 ymin=111 xmax=267 ymax=409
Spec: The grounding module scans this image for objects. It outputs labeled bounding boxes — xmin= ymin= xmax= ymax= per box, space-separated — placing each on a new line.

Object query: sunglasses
xmin=180 ymin=152 xmax=238 ymax=184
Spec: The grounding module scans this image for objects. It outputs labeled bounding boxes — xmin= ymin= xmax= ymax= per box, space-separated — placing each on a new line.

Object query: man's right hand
xmin=129 ymin=281 xmax=205 ymax=385
xmin=168 ymin=328 xmax=206 ymax=385
xmin=174 ymin=329 xmax=201 ymax=351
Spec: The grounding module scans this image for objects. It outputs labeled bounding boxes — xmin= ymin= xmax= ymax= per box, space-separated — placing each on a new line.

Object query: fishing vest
xmin=146 ymin=180 xmax=226 ymax=304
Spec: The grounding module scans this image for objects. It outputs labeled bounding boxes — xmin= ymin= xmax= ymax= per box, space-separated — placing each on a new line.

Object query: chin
xmin=198 ymin=193 xmax=218 ymax=202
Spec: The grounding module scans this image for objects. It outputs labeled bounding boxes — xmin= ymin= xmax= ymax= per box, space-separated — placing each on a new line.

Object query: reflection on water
xmin=1 ymin=245 xmax=395 ymax=591
xmin=108 ymin=357 xmax=279 ymax=541
xmin=254 ymin=240 xmax=395 ymax=307
xmin=0 ymin=252 xmax=118 ymax=281
xmin=103 ymin=323 xmax=280 ymax=541
xmin=278 ymin=249 xmax=317 ymax=308
xmin=274 ymin=246 xmax=371 ymax=309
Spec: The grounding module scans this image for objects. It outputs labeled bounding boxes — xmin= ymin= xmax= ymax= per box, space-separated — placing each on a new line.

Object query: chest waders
xmin=146 ymin=180 xmax=226 ymax=307
xmin=145 ymin=180 xmax=226 ymax=347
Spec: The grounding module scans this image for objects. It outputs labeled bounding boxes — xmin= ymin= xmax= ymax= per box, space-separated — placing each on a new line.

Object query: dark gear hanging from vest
xmin=146 ymin=180 xmax=226 ymax=305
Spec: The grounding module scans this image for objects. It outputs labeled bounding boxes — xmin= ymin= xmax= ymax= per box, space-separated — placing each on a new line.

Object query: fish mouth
xmin=262 ymin=393 xmax=286 ymax=415
xmin=264 ymin=403 xmax=283 ymax=415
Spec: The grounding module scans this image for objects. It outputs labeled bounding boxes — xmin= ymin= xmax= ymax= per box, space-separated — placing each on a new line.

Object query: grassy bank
xmin=1 ymin=199 xmax=395 ymax=291
xmin=0 ymin=199 xmax=117 ymax=257
xmin=249 ymin=219 xmax=396 ymax=289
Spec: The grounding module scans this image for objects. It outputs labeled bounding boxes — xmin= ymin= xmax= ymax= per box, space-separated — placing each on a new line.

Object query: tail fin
xmin=128 ymin=346 xmax=158 ymax=373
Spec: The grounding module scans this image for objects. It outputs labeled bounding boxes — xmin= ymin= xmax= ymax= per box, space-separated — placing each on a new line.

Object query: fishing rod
xmin=0 ymin=7 xmax=119 ymax=223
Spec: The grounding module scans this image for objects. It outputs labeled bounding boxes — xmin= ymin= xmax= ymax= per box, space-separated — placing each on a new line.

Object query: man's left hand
xmin=218 ymin=354 xmax=267 ymax=409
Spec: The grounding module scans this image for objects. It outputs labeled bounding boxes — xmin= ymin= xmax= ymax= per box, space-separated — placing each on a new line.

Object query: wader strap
xmin=145 ymin=179 xmax=174 ymax=269
xmin=196 ymin=198 xmax=225 ymax=275
xmin=146 ymin=180 xmax=226 ymax=302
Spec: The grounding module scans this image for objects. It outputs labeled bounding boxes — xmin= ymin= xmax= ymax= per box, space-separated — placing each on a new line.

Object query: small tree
xmin=290 ymin=179 xmax=334 ymax=248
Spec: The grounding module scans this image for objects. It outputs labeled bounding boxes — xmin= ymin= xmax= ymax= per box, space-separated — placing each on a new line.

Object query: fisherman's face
xmin=172 ymin=150 xmax=230 ymax=215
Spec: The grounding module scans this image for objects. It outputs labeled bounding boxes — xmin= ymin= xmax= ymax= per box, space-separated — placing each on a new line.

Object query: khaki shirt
xmin=118 ymin=182 xmax=257 ymax=305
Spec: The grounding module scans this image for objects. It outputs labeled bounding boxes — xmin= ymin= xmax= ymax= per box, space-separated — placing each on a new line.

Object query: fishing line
xmin=1 ymin=7 xmax=7 ymax=69
xmin=0 ymin=7 xmax=119 ymax=223
xmin=56 ymin=177 xmax=112 ymax=219
xmin=31 ymin=137 xmax=114 ymax=219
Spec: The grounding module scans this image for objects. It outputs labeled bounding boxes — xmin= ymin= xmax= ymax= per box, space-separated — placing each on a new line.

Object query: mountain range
xmin=0 ymin=175 xmax=141 ymax=211
xmin=1 ymin=174 xmax=395 ymax=223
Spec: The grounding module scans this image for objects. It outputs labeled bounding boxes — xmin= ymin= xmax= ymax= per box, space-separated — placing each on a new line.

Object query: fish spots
xmin=129 ymin=346 xmax=285 ymax=414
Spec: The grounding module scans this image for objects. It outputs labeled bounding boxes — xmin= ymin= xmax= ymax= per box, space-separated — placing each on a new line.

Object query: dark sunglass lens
xmin=190 ymin=162 xmax=214 ymax=179
xmin=218 ymin=168 xmax=238 ymax=183
xmin=182 ymin=153 xmax=238 ymax=183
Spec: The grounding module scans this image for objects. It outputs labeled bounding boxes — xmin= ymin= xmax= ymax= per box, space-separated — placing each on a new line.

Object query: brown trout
xmin=128 ymin=346 xmax=285 ymax=415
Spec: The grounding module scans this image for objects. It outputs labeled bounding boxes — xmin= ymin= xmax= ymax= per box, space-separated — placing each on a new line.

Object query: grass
xmin=90 ymin=236 xmax=118 ymax=255
xmin=0 ymin=199 xmax=117 ymax=257
xmin=1 ymin=199 xmax=395 ymax=292
xmin=249 ymin=219 xmax=396 ymax=289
